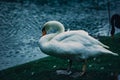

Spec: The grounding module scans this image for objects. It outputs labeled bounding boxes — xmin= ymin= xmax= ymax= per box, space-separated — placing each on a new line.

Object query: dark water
xmin=0 ymin=0 xmax=120 ymax=70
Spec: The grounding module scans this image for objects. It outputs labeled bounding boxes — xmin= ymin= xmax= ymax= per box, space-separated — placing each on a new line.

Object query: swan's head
xmin=42 ymin=21 xmax=65 ymax=36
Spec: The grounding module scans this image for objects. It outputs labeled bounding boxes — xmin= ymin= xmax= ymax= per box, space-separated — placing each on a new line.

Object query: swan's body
xmin=39 ymin=21 xmax=118 ymax=76
xmin=39 ymin=21 xmax=118 ymax=59
xmin=40 ymin=30 xmax=117 ymax=60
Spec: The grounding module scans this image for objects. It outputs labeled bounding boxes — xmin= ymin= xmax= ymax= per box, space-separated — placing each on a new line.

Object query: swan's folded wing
xmin=52 ymin=30 xmax=109 ymax=49
xmin=52 ymin=30 xmax=88 ymax=42
xmin=52 ymin=30 xmax=94 ymax=46
xmin=82 ymin=35 xmax=109 ymax=48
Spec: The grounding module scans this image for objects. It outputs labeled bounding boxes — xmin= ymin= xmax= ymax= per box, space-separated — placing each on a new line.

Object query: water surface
xmin=0 ymin=0 xmax=119 ymax=70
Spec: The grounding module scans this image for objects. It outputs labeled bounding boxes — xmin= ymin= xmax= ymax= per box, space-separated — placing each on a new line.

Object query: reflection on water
xmin=0 ymin=0 xmax=119 ymax=70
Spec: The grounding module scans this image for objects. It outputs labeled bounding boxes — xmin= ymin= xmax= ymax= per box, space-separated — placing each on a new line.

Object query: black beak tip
xmin=42 ymin=27 xmax=45 ymax=32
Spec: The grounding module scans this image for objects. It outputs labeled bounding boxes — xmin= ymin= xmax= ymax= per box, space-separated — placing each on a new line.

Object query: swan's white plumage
xmin=39 ymin=21 xmax=118 ymax=61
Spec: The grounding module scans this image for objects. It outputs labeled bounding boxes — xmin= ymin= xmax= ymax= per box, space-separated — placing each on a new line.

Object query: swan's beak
xmin=42 ymin=30 xmax=46 ymax=36
xmin=42 ymin=27 xmax=46 ymax=36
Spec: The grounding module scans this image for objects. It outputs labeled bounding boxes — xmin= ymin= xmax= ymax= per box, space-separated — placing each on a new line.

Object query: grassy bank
xmin=0 ymin=34 xmax=120 ymax=80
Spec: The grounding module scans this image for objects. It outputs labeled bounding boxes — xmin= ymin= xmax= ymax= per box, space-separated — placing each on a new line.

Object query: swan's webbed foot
xmin=56 ymin=70 xmax=72 ymax=75
xmin=71 ymin=59 xmax=87 ymax=78
xmin=70 ymin=71 xmax=86 ymax=78
xmin=80 ymin=71 xmax=86 ymax=76
xmin=56 ymin=59 xmax=72 ymax=75
xmin=56 ymin=59 xmax=87 ymax=78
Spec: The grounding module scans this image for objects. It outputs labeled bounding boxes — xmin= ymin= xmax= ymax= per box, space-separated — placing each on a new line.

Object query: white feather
xmin=39 ymin=21 xmax=118 ymax=61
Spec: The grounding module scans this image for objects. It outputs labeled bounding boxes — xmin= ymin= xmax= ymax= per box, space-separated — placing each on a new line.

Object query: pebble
xmin=53 ymin=65 xmax=56 ymax=68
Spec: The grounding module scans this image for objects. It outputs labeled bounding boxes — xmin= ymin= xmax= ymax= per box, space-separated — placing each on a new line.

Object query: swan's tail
xmin=108 ymin=51 xmax=119 ymax=56
xmin=102 ymin=49 xmax=119 ymax=56
xmin=98 ymin=42 xmax=110 ymax=49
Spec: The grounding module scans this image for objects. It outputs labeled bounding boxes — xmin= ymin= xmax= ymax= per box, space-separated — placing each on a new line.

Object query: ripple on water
xmin=0 ymin=1 xmax=119 ymax=70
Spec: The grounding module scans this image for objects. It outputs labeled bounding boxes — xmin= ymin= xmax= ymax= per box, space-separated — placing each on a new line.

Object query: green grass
xmin=0 ymin=34 xmax=120 ymax=80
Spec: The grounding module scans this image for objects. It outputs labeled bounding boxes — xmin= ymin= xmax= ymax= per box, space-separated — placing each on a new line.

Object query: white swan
xmin=39 ymin=21 xmax=118 ymax=76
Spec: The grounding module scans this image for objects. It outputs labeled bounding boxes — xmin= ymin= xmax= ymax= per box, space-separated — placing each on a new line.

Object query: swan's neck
xmin=41 ymin=33 xmax=57 ymax=43
xmin=39 ymin=33 xmax=58 ymax=54
xmin=39 ymin=24 xmax=65 ymax=53
xmin=111 ymin=23 xmax=115 ymax=36
xmin=44 ymin=21 xmax=65 ymax=34
xmin=56 ymin=25 xmax=65 ymax=33
xmin=44 ymin=23 xmax=65 ymax=41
